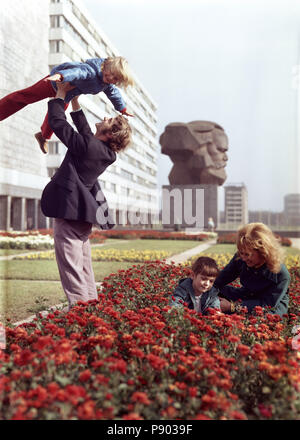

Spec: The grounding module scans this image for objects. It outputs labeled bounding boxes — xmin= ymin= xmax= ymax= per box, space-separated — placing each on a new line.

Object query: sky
xmin=81 ymin=0 xmax=300 ymax=212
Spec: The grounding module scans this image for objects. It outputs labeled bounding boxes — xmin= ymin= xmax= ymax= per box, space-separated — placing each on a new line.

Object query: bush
xmin=0 ymin=235 xmax=54 ymax=250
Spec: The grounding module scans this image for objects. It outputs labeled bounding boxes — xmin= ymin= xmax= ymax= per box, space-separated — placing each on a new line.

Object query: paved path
xmin=165 ymin=239 xmax=217 ymax=264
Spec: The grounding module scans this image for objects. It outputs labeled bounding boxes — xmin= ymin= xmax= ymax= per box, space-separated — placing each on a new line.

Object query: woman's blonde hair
xmin=106 ymin=115 xmax=132 ymax=153
xmin=237 ymin=222 xmax=284 ymax=273
xmin=102 ymin=56 xmax=135 ymax=88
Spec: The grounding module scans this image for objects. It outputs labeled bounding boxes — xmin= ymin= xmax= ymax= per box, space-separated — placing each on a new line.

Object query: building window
xmin=121 ymin=169 xmax=134 ymax=182
xmin=50 ymin=15 xmax=62 ymax=28
xmin=48 ymin=142 xmax=60 ymax=155
xmin=49 ymin=40 xmax=62 ymax=53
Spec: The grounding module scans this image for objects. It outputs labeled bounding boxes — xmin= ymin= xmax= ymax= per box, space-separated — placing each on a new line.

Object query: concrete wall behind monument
xmin=0 ymin=0 xmax=50 ymax=230
xmin=162 ymin=184 xmax=218 ymax=230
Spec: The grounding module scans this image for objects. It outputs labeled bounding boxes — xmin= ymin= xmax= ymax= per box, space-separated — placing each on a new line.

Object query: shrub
xmin=0 ymin=235 xmax=54 ymax=250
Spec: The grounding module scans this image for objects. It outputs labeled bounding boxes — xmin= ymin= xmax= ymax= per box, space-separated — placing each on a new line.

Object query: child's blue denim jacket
xmin=50 ymin=58 xmax=126 ymax=110
xmin=170 ymin=278 xmax=220 ymax=315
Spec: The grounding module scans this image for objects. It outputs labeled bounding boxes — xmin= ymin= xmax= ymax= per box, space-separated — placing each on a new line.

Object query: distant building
xmin=224 ymin=183 xmax=248 ymax=227
xmin=0 ymin=0 xmax=159 ymax=230
xmin=284 ymin=194 xmax=300 ymax=226
xmin=248 ymin=210 xmax=286 ymax=227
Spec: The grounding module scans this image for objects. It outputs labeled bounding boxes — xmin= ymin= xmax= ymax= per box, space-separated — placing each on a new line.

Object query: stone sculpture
xmin=160 ymin=121 xmax=228 ymax=186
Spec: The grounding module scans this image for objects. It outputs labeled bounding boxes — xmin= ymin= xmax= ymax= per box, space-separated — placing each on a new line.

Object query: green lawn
xmin=0 ymin=249 xmax=36 ymax=256
xmin=0 ymin=280 xmax=66 ymax=324
xmin=93 ymin=238 xmax=202 ymax=253
xmin=0 ymin=260 xmax=138 ymax=282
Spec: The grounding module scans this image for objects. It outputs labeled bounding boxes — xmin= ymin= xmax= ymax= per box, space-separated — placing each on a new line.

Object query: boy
xmin=170 ymin=256 xmax=220 ymax=314
xmin=0 ymin=56 xmax=134 ymax=153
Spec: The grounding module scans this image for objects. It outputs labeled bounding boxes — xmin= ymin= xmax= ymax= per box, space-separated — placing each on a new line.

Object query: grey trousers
xmin=53 ymin=218 xmax=98 ymax=310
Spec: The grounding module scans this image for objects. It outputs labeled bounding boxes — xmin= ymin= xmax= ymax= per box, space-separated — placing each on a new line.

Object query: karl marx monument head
xmin=160 ymin=121 xmax=228 ymax=186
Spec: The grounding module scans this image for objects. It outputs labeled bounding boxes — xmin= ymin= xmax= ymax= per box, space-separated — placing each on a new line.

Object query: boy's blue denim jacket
xmin=50 ymin=58 xmax=126 ymax=110
xmin=170 ymin=278 xmax=220 ymax=315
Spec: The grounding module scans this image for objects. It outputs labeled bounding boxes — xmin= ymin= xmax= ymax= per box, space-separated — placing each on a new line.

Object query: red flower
xmin=123 ymin=412 xmax=144 ymax=420
xmin=193 ymin=414 xmax=212 ymax=420
xmin=230 ymin=411 xmax=247 ymax=420
xmin=258 ymin=404 xmax=272 ymax=418
xmin=14 ymin=349 xmax=35 ymax=366
xmin=131 ymin=391 xmax=151 ymax=405
xmin=109 ymin=359 xmax=127 ymax=374
xmin=189 ymin=387 xmax=198 ymax=397
xmin=77 ymin=400 xmax=96 ymax=420
xmin=237 ymin=344 xmax=250 ymax=357
xmin=129 ymin=348 xmax=144 ymax=358
xmin=95 ymin=374 xmax=109 ymax=385
xmin=146 ymin=353 xmax=168 ymax=371
xmin=78 ymin=369 xmax=92 ymax=382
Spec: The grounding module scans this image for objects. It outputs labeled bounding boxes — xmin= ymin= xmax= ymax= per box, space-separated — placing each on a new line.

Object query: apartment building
xmin=284 ymin=193 xmax=300 ymax=226
xmin=0 ymin=0 xmax=159 ymax=230
xmin=224 ymin=183 xmax=248 ymax=227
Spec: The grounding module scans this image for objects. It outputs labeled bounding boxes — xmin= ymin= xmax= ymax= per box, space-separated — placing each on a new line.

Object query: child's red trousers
xmin=0 ymin=76 xmax=68 ymax=139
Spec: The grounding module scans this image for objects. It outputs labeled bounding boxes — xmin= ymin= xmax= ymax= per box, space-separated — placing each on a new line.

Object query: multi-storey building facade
xmin=248 ymin=210 xmax=286 ymax=228
xmin=0 ymin=0 xmax=50 ymax=230
xmin=284 ymin=193 xmax=300 ymax=226
xmin=0 ymin=0 xmax=159 ymax=230
xmin=224 ymin=183 xmax=248 ymax=227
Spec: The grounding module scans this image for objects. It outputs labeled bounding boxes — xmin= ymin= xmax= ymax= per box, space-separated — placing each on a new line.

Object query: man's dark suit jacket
xmin=41 ymin=98 xmax=116 ymax=229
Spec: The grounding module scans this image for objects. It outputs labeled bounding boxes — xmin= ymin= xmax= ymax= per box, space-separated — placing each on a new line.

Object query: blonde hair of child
xmin=237 ymin=222 xmax=284 ymax=273
xmin=103 ymin=57 xmax=134 ymax=88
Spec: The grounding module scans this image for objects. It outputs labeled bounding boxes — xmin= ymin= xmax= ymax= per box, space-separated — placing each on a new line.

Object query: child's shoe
xmin=35 ymin=132 xmax=48 ymax=154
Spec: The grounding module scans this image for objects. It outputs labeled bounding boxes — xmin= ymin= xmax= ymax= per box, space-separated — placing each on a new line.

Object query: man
xmin=41 ymin=82 xmax=132 ymax=310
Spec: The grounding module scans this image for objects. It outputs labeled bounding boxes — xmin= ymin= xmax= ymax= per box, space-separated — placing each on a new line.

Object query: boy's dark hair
xmin=191 ymin=256 xmax=219 ymax=277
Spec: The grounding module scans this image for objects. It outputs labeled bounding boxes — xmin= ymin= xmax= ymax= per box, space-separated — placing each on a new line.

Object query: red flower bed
xmin=0 ymin=263 xmax=299 ymax=420
xmin=0 ymin=229 xmax=54 ymax=238
xmin=218 ymin=232 xmax=292 ymax=247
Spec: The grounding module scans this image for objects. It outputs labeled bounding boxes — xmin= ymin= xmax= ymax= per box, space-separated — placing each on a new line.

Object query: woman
xmin=214 ymin=223 xmax=290 ymax=317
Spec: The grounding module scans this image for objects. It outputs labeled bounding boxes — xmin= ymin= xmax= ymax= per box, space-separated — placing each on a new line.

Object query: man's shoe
xmin=35 ymin=132 xmax=48 ymax=154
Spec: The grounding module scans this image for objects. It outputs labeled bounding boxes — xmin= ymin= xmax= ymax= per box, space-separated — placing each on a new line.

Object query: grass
xmin=92 ymin=239 xmax=202 ymax=253
xmin=0 ymin=249 xmax=36 ymax=256
xmin=0 ymin=260 xmax=138 ymax=282
xmin=0 ymin=280 xmax=66 ymax=324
